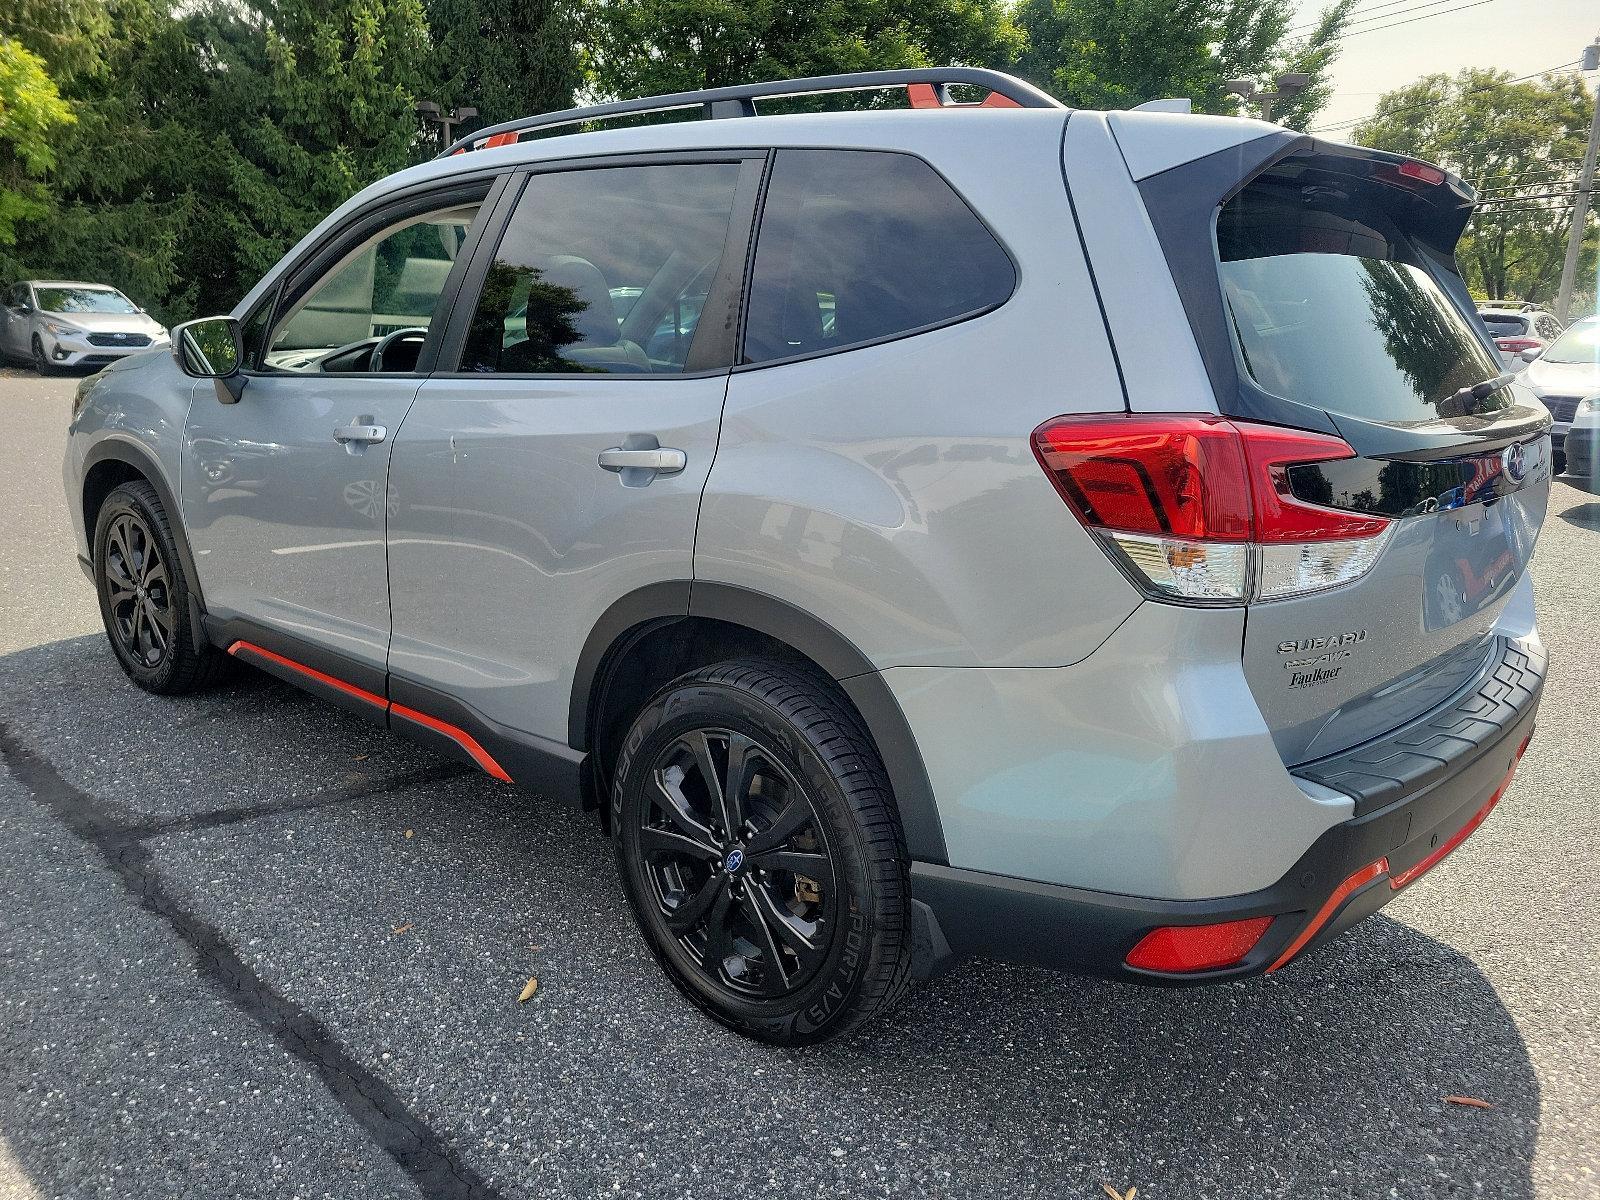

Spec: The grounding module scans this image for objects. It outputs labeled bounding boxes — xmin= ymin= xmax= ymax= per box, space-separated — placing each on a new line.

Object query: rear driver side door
xmin=386 ymin=153 xmax=763 ymax=745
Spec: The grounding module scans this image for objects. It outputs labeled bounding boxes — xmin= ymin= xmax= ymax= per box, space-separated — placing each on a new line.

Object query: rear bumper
xmin=912 ymin=635 xmax=1544 ymax=984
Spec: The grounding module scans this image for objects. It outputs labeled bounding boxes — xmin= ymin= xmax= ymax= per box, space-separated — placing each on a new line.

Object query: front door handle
xmin=598 ymin=447 xmax=687 ymax=475
xmin=333 ymin=423 xmax=387 ymax=445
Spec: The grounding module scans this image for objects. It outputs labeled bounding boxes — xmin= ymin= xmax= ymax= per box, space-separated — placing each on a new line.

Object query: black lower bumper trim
xmin=911 ymin=646 xmax=1542 ymax=986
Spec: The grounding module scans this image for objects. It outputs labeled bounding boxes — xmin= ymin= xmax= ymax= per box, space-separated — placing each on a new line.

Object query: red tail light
xmin=1495 ymin=337 xmax=1540 ymax=353
xmin=1032 ymin=414 xmax=1393 ymax=604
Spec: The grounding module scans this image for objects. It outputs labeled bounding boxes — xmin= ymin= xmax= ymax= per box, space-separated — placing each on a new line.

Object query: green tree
xmin=0 ymin=38 xmax=75 ymax=245
xmin=423 ymin=0 xmax=582 ymax=132
xmin=1012 ymin=0 xmax=1353 ymax=129
xmin=1353 ymin=68 xmax=1596 ymax=304
xmin=587 ymin=0 xmax=1021 ymax=100
xmin=8 ymin=0 xmax=433 ymax=321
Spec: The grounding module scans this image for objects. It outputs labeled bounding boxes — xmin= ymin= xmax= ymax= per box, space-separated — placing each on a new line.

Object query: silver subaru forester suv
xmin=63 ymin=69 xmax=1550 ymax=1044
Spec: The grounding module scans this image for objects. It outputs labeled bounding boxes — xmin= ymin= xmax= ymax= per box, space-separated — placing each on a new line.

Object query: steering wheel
xmin=370 ymin=326 xmax=429 ymax=373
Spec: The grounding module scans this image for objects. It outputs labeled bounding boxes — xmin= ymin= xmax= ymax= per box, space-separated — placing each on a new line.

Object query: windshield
xmin=1218 ymin=178 xmax=1507 ymax=425
xmin=1540 ymin=318 xmax=1600 ymax=365
xmin=35 ymin=286 xmax=138 ymax=315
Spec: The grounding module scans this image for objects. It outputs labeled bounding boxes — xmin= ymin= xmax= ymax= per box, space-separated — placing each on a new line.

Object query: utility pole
xmin=416 ymin=101 xmax=479 ymax=150
xmin=1226 ymin=73 xmax=1311 ymax=123
xmin=1555 ymin=35 xmax=1600 ymax=324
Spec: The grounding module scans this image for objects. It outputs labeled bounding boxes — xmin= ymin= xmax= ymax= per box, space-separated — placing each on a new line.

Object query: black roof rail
xmin=437 ymin=67 xmax=1064 ymax=158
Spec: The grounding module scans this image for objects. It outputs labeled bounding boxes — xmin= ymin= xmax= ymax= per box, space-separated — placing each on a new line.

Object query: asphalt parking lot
xmin=0 ymin=366 xmax=1596 ymax=1200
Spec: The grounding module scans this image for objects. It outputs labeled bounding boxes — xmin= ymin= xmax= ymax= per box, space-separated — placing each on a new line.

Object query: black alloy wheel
xmin=613 ymin=660 xmax=913 ymax=1044
xmin=641 ymin=728 xmax=837 ymax=999
xmin=103 ymin=509 xmax=175 ymax=669
xmin=93 ymin=480 xmax=229 ymax=694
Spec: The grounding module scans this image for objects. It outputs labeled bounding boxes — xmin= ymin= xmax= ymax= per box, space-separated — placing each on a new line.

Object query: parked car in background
xmin=1477 ymin=302 xmax=1563 ymax=370
xmin=1 ymin=281 xmax=169 ymax=374
xmin=1563 ymin=392 xmax=1599 ymax=489
xmin=1521 ymin=315 xmax=1600 ymax=474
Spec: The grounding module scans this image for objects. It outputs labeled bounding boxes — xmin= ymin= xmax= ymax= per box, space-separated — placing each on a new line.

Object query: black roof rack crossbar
xmin=437 ymin=67 xmax=1064 ymax=158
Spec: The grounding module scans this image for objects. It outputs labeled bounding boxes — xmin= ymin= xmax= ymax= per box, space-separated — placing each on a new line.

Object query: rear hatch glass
xmin=1214 ymin=155 xmax=1550 ymax=765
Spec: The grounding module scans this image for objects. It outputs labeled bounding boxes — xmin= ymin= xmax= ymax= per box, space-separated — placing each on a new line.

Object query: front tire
xmin=612 ymin=660 xmax=913 ymax=1045
xmin=31 ymin=335 xmax=57 ymax=376
xmin=92 ymin=480 xmax=229 ymax=694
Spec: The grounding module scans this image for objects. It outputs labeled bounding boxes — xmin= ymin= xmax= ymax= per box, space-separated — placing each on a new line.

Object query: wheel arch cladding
xmin=571 ymin=582 xmax=949 ymax=864
xmin=82 ymin=440 xmax=207 ymax=634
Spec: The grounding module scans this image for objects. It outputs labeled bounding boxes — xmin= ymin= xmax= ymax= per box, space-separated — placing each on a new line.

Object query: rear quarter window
xmin=741 ymin=149 xmax=1014 ymax=365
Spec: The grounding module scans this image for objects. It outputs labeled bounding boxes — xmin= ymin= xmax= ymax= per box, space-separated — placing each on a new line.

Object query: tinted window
xmin=267 ymin=203 xmax=480 ymax=373
xmin=742 ymin=150 xmax=1014 ymax=364
xmin=1480 ymin=314 xmax=1528 ymax=336
xmin=1218 ymin=172 xmax=1506 ymax=423
xmin=459 ymin=163 xmax=741 ymax=375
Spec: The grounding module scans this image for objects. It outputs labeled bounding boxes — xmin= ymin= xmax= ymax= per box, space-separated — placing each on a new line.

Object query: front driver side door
xmin=180 ymin=180 xmax=496 ymax=674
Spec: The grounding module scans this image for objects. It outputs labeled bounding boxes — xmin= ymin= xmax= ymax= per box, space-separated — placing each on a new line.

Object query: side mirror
xmin=1520 ymin=346 xmax=1542 ymax=363
xmin=18 ymin=303 xmax=33 ymax=315
xmin=173 ymin=316 xmax=246 ymax=403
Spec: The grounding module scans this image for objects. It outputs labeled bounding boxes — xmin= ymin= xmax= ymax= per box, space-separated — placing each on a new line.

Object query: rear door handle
xmin=598 ymin=447 xmax=687 ymax=475
xmin=334 ymin=423 xmax=387 ymax=445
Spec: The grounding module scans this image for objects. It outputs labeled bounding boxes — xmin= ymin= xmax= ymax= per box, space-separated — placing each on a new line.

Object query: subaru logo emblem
xmin=723 ymin=848 xmax=745 ymax=874
xmin=1502 ymin=441 xmax=1527 ymax=484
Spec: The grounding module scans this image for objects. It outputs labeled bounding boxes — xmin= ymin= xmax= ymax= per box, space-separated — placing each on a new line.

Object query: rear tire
xmin=612 ymin=659 xmax=913 ymax=1045
xmin=92 ymin=480 xmax=229 ymax=694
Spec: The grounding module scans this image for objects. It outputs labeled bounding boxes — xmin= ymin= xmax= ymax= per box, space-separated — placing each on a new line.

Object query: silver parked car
xmin=2 ymin=280 xmax=169 ymax=373
xmin=1519 ymin=315 xmax=1600 ymax=473
xmin=62 ymin=69 xmax=1550 ymax=1044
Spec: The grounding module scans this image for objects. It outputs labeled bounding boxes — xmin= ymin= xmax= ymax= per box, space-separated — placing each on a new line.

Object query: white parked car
xmin=1 ymin=280 xmax=170 ymax=374
xmin=1520 ymin=315 xmax=1600 ymax=473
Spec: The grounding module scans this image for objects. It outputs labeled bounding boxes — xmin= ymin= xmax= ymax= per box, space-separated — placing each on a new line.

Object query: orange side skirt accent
xmin=226 ymin=640 xmax=513 ymax=784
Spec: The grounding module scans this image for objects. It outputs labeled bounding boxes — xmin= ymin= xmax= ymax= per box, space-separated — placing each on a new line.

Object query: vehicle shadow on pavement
xmin=1558 ymin=501 xmax=1600 ymax=530
xmin=0 ymin=634 xmax=1539 ymax=1200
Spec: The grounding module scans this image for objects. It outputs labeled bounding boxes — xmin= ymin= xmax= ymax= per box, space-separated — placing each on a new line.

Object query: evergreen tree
xmin=423 ymin=0 xmax=581 ymax=131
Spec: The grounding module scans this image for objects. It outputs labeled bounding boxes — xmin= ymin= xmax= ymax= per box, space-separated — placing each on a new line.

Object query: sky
xmin=1298 ymin=0 xmax=1598 ymax=139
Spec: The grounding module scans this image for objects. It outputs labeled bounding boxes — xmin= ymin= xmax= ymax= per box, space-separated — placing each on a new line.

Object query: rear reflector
xmin=1125 ymin=916 xmax=1274 ymax=973
xmin=1032 ymin=415 xmax=1393 ymax=605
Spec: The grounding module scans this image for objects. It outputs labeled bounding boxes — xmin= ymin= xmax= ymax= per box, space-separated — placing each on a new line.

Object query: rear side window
xmin=1217 ymin=165 xmax=1506 ymax=423
xmin=459 ymin=163 xmax=742 ymax=375
xmin=742 ymin=149 xmax=1014 ymax=364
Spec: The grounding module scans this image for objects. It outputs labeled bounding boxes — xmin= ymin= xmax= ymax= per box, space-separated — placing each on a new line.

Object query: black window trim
xmin=731 ymin=145 xmax=1020 ymax=374
xmin=245 ymin=171 xmax=510 ymax=380
xmin=431 ymin=148 xmax=770 ymax=382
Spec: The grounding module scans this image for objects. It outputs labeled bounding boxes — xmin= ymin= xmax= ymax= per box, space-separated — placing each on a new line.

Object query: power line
xmin=1288 ymin=0 xmax=1460 ymax=37
xmin=1332 ymin=0 xmax=1503 ymax=43
xmin=1311 ymin=61 xmax=1582 ymax=132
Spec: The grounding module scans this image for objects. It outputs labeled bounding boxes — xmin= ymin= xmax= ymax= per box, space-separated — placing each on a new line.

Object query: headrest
xmin=532 ymin=254 xmax=617 ymax=347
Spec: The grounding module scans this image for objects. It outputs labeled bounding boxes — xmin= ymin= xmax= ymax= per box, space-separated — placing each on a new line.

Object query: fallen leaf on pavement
xmin=391 ymin=922 xmax=413 ymax=936
xmin=354 ymin=754 xmax=369 ymax=761
xmin=404 ymin=829 xmax=414 ymax=839
xmin=517 ymin=977 xmax=539 ymax=1003
xmin=1444 ymin=1096 xmax=1493 ymax=1109
xmin=1101 ymin=1185 xmax=1136 ymax=1200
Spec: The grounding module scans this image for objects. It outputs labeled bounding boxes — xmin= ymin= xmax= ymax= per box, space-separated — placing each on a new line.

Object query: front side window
xmin=459 ymin=163 xmax=742 ymax=375
xmin=35 ymin=286 xmax=138 ymax=315
xmin=742 ymin=149 xmax=1015 ymax=365
xmin=1218 ymin=167 xmax=1507 ymax=424
xmin=266 ymin=202 xmax=481 ymax=373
